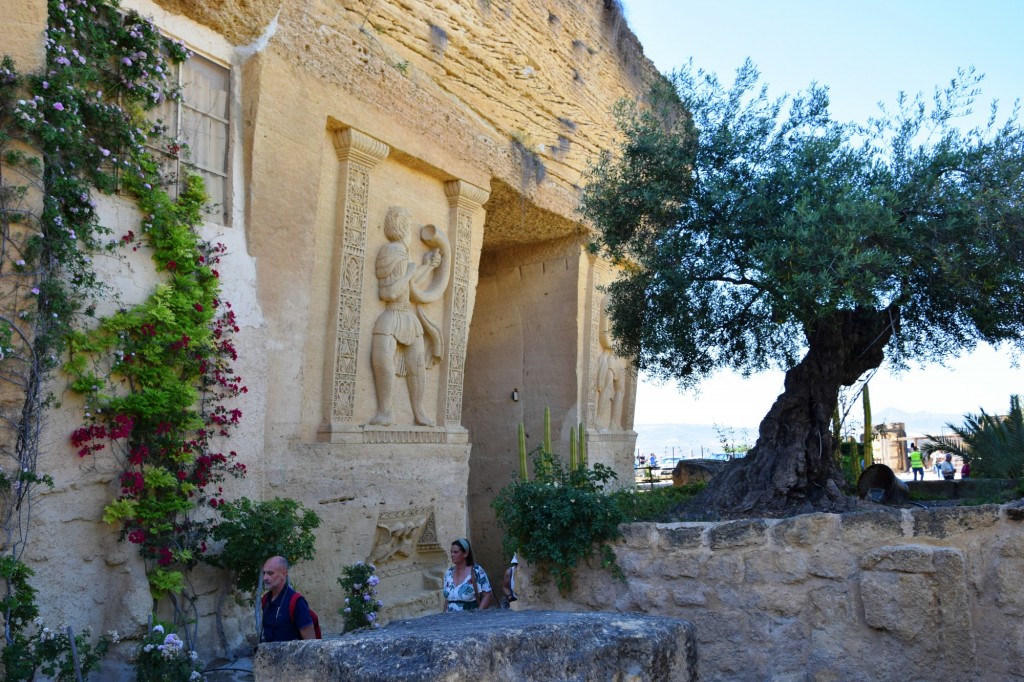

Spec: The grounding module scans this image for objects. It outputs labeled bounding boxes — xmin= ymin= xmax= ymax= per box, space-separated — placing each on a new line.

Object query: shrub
xmin=0 ymin=556 xmax=108 ymax=681
xmin=208 ymin=497 xmax=320 ymax=595
xmin=135 ymin=623 xmax=203 ymax=682
xmin=337 ymin=562 xmax=382 ymax=633
xmin=612 ymin=482 xmax=704 ymax=522
xmin=492 ymin=448 xmax=623 ymax=594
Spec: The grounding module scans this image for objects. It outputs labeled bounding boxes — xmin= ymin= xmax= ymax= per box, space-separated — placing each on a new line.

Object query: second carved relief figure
xmin=369 ymin=206 xmax=450 ymax=426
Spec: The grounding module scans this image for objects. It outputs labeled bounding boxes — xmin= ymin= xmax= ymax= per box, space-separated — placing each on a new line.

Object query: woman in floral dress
xmin=443 ymin=538 xmax=493 ymax=611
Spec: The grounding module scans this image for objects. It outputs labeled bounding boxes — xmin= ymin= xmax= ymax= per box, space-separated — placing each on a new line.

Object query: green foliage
xmin=612 ymin=483 xmax=704 ymax=522
xmin=209 ymin=497 xmax=321 ymax=595
xmin=837 ymin=440 xmax=863 ymax=487
xmin=583 ymin=59 xmax=1024 ymax=389
xmin=0 ymin=557 xmax=109 ymax=681
xmin=923 ymin=395 xmax=1024 ymax=478
xmin=134 ymin=623 xmax=204 ymax=682
xmin=337 ymin=562 xmax=382 ymax=633
xmin=0 ymin=0 xmax=246 ymax=628
xmin=492 ymin=448 xmax=624 ymax=594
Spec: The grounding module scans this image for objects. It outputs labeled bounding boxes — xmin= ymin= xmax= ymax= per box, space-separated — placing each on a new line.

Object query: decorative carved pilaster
xmin=321 ymin=128 xmax=389 ymax=435
xmin=441 ymin=180 xmax=489 ymax=426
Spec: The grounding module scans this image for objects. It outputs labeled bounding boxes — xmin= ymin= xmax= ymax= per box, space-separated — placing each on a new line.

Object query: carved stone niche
xmin=318 ymin=125 xmax=488 ymax=444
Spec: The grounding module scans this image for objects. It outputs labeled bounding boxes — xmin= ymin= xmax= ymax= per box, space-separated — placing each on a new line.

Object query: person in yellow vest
xmin=908 ymin=443 xmax=924 ymax=481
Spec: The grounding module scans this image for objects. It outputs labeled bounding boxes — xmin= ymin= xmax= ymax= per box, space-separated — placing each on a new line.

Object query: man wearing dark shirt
xmin=260 ymin=556 xmax=315 ymax=642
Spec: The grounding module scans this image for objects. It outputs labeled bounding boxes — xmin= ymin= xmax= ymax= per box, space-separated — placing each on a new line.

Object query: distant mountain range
xmin=634 ymin=407 xmax=971 ymax=459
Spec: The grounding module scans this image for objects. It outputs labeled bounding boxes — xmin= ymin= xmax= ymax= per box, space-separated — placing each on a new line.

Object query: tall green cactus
xmin=569 ymin=425 xmax=577 ymax=470
xmin=518 ymin=423 xmax=528 ymax=480
xmin=543 ymin=406 xmax=552 ymax=453
xmin=578 ymin=422 xmax=587 ymax=468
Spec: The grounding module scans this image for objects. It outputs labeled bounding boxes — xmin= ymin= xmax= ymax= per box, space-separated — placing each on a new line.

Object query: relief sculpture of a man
xmin=369 ymin=206 xmax=450 ymax=426
xmin=596 ymin=294 xmax=627 ymax=431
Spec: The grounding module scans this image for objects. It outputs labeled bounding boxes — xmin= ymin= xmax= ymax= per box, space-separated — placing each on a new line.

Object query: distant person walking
xmin=961 ymin=460 xmax=971 ymax=478
xmin=908 ymin=444 xmax=924 ymax=481
xmin=939 ymin=453 xmax=957 ymax=481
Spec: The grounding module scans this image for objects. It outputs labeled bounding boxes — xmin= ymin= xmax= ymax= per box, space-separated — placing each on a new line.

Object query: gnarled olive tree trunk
xmin=698 ymin=305 xmax=899 ymax=516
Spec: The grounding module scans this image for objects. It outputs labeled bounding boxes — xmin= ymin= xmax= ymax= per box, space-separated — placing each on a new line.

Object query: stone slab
xmin=253 ymin=610 xmax=698 ymax=681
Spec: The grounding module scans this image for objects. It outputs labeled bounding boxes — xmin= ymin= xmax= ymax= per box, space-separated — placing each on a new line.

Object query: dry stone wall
xmin=523 ymin=504 xmax=1024 ymax=682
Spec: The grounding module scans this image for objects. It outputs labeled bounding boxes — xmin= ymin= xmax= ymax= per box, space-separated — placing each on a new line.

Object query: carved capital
xmin=333 ymin=127 xmax=390 ymax=167
xmin=444 ymin=179 xmax=490 ymax=212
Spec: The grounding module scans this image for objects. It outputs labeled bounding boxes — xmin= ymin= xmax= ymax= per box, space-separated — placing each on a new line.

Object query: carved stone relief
xmin=368 ymin=207 xmax=451 ymax=426
xmin=595 ymin=293 xmax=628 ymax=431
xmin=368 ymin=506 xmax=446 ymax=579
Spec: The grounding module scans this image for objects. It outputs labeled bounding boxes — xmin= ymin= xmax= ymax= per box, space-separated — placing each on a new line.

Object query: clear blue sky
xmin=620 ymin=1 xmax=1024 ymax=427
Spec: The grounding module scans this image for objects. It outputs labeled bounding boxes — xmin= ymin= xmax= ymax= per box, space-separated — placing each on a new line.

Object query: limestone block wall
xmin=524 ymin=505 xmax=1024 ymax=682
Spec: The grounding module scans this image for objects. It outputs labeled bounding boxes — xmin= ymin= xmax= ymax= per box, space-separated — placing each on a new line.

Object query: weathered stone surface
xmin=771 ymin=512 xmax=839 ymax=547
xmin=707 ymin=519 xmax=767 ymax=550
xmin=659 ymin=524 xmax=706 ymax=551
xmin=858 ymin=545 xmax=971 ymax=653
xmin=911 ymin=504 xmax=1001 ymax=538
xmin=838 ymin=509 xmax=904 ymax=543
xmin=524 ymin=508 xmax=1024 ymax=682
xmin=253 ymin=610 xmax=698 ymax=681
xmin=671 ymin=459 xmax=725 ymax=486
xmin=859 ymin=544 xmax=937 ymax=573
xmin=620 ymin=522 xmax=659 ymax=550
xmin=744 ymin=549 xmax=809 ymax=585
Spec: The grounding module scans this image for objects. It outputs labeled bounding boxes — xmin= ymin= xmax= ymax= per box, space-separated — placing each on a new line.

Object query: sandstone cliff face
xmin=153 ymin=0 xmax=660 ymax=247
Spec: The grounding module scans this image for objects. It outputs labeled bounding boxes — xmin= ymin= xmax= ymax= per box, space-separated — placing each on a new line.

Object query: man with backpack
xmin=260 ymin=556 xmax=319 ymax=641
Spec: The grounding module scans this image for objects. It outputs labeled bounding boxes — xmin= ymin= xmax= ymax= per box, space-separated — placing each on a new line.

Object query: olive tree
xmin=583 ymin=61 xmax=1024 ymax=515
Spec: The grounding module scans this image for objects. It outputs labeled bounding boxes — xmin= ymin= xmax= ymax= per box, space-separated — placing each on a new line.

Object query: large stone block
xmin=838 ymin=509 xmax=904 ymax=545
xmin=858 ymin=545 xmax=972 ymax=658
xmin=707 ymin=519 xmax=767 ymax=550
xmin=253 ymin=610 xmax=698 ymax=681
xmin=911 ymin=504 xmax=1001 ymax=538
xmin=771 ymin=512 xmax=839 ymax=547
xmin=659 ymin=524 xmax=706 ymax=551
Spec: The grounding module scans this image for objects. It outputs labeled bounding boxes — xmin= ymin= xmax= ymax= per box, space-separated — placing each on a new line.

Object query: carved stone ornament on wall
xmin=323 ymin=128 xmax=390 ymax=432
xmin=368 ymin=207 xmax=451 ymax=427
xmin=595 ymin=293 xmax=628 ymax=431
xmin=442 ymin=180 xmax=489 ymax=426
xmin=368 ymin=507 xmax=446 ymax=578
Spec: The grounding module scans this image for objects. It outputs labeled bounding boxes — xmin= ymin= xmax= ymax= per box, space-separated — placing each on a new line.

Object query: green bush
xmin=0 ymin=556 xmax=108 ymax=681
xmin=492 ymin=449 xmax=623 ymax=594
xmin=134 ymin=623 xmax=203 ymax=682
xmin=612 ymin=482 xmax=705 ymax=522
xmin=208 ymin=497 xmax=320 ymax=595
